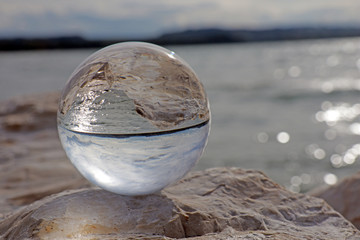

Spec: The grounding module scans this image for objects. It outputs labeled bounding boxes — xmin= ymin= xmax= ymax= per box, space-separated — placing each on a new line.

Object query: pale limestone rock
xmin=1 ymin=93 xmax=360 ymax=239
xmin=0 ymin=92 xmax=90 ymax=215
xmin=312 ymin=171 xmax=360 ymax=230
xmin=1 ymin=168 xmax=359 ymax=239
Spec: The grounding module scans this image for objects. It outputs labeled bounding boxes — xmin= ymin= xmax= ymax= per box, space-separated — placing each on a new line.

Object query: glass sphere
xmin=57 ymin=42 xmax=210 ymax=195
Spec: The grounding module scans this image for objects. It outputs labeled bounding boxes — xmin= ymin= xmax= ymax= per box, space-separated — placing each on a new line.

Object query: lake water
xmin=1 ymin=37 xmax=360 ymax=192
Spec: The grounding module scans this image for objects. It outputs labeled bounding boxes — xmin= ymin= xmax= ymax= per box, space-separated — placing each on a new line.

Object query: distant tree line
xmin=0 ymin=36 xmax=120 ymax=51
xmin=1 ymin=27 xmax=360 ymax=51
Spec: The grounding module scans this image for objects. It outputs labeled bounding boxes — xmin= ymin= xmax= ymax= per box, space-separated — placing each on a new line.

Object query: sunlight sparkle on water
xmin=315 ymin=102 xmax=360 ymax=127
xmin=323 ymin=173 xmax=338 ymax=185
xmin=276 ymin=131 xmax=290 ymax=144
xmin=326 ymin=55 xmax=340 ymax=67
xmin=256 ymin=132 xmax=269 ymax=143
xmin=288 ymin=66 xmax=301 ymax=78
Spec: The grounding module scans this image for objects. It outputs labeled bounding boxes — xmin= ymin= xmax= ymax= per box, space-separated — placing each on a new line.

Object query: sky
xmin=1 ymin=0 xmax=360 ymax=39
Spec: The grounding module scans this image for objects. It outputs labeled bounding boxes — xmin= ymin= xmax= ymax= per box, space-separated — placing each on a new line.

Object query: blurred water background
xmin=1 ymin=37 xmax=360 ymax=192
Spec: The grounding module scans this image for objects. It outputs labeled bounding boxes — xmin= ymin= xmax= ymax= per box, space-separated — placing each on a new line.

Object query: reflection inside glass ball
xmin=57 ymin=42 xmax=210 ymax=195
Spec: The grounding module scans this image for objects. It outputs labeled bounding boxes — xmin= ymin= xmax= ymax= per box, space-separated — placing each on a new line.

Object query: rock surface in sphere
xmin=58 ymin=42 xmax=209 ymax=134
xmin=57 ymin=42 xmax=210 ymax=195
xmin=1 ymin=168 xmax=359 ymax=240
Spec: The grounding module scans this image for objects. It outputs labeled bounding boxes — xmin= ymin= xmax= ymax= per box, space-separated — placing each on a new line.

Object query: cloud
xmin=167 ymin=0 xmax=360 ymax=28
xmin=0 ymin=0 xmax=195 ymax=37
xmin=0 ymin=0 xmax=359 ymax=38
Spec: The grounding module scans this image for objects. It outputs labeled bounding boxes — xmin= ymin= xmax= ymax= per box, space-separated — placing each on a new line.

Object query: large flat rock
xmin=1 ymin=168 xmax=359 ymax=239
xmin=0 ymin=92 xmax=359 ymax=239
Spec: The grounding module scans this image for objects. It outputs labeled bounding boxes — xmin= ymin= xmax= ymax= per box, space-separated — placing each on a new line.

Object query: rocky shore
xmin=0 ymin=92 xmax=360 ymax=239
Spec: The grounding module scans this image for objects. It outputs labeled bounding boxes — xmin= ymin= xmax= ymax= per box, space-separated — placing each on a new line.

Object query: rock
xmin=312 ymin=171 xmax=360 ymax=230
xmin=0 ymin=92 xmax=90 ymax=215
xmin=1 ymin=92 xmax=359 ymax=239
xmin=0 ymin=92 xmax=59 ymax=131
xmin=1 ymin=168 xmax=359 ymax=239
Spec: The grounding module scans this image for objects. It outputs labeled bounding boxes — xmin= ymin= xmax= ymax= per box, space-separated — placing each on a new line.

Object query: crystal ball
xmin=57 ymin=42 xmax=210 ymax=195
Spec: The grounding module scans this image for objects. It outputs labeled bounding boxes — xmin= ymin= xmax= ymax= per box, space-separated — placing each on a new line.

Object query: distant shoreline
xmin=1 ymin=27 xmax=360 ymax=51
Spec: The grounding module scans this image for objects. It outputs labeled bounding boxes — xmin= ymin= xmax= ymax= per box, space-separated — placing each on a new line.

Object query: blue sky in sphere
xmin=0 ymin=0 xmax=360 ymax=39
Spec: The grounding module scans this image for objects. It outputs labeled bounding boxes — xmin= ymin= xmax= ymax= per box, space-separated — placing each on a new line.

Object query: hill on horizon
xmin=1 ymin=26 xmax=360 ymax=51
